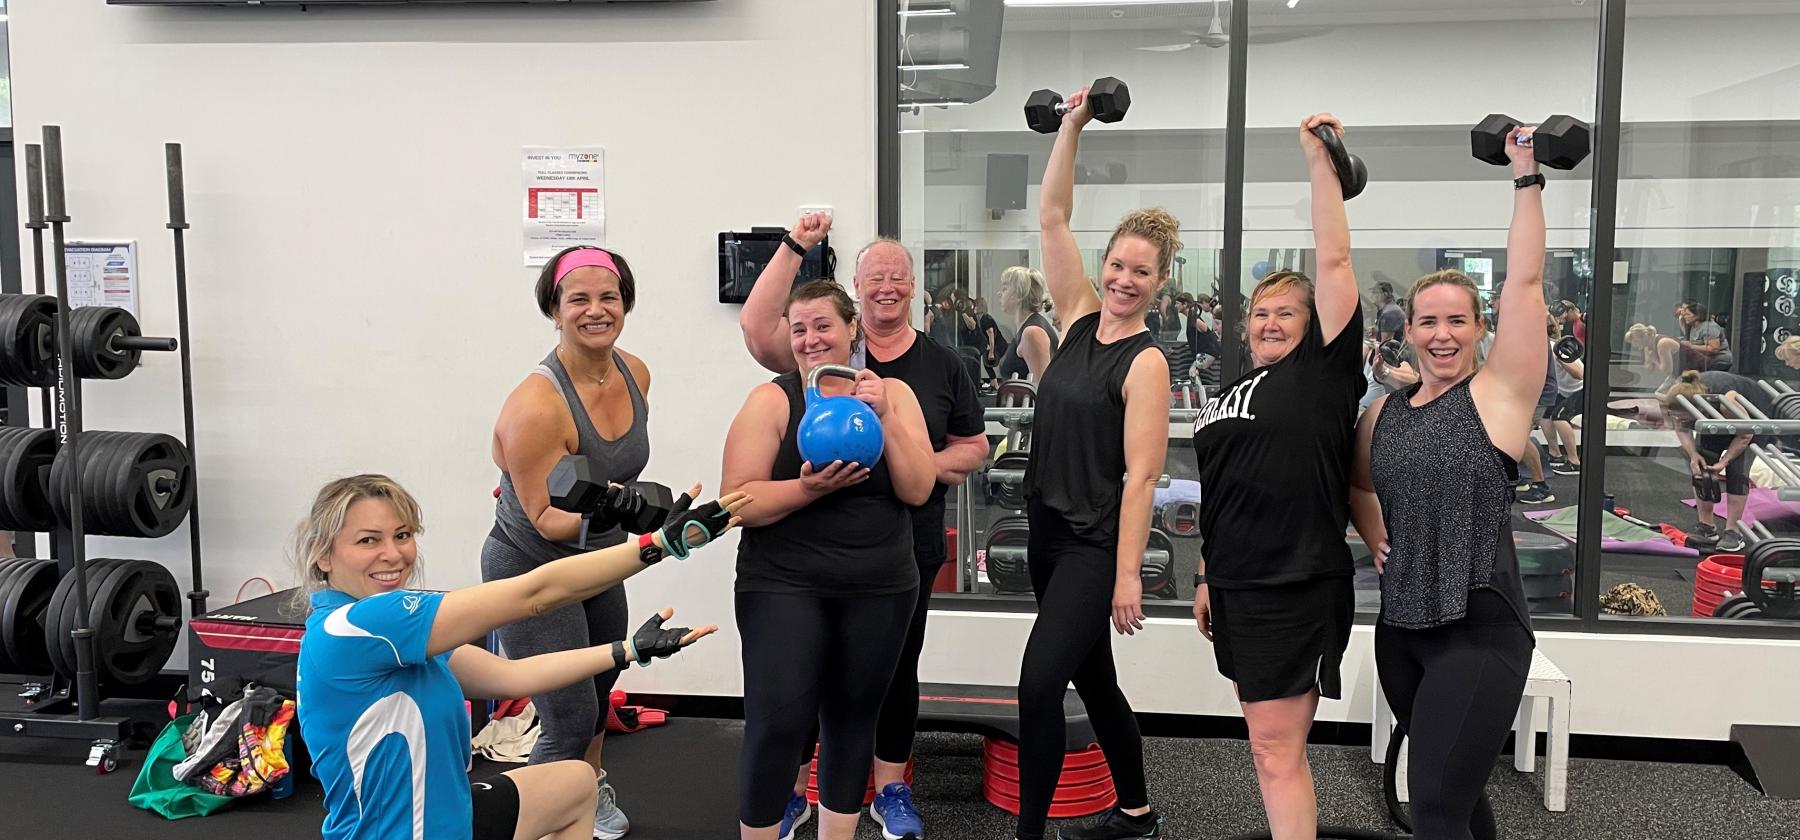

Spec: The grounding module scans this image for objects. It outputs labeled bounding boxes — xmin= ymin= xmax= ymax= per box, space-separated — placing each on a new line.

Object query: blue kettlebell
xmin=797 ymin=363 xmax=885 ymax=469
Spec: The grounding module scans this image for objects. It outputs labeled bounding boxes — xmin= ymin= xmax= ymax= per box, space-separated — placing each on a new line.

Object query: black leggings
xmin=1016 ymin=500 xmax=1149 ymax=840
xmin=1375 ymin=591 xmax=1534 ymax=840
xmin=737 ymin=589 xmax=916 ymax=828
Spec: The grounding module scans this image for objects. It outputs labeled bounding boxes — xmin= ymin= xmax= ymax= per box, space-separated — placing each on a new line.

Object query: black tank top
xmin=1023 ymin=312 xmax=1159 ymax=546
xmin=735 ymin=372 xmax=918 ymax=597
xmin=1371 ymin=377 xmax=1532 ymax=631
xmin=1191 ymin=305 xmax=1364 ymax=588
xmin=999 ymin=312 xmax=1061 ymax=381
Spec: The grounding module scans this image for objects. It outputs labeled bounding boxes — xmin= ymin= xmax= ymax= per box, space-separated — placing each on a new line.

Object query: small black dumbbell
xmin=1377 ymin=339 xmax=1404 ymax=368
xmin=1471 ymin=114 xmax=1592 ymax=170
xmin=1024 ymin=77 xmax=1131 ymax=134
xmin=1555 ymin=335 xmax=1583 ymax=364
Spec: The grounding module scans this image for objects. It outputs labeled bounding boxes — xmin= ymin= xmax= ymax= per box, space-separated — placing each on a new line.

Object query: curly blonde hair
xmin=1000 ymin=266 xmax=1047 ymax=315
xmin=1104 ymin=208 xmax=1183 ymax=279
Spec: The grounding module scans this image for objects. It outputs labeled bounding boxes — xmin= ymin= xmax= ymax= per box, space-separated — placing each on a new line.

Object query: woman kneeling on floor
xmin=294 ymin=473 xmax=745 ymax=840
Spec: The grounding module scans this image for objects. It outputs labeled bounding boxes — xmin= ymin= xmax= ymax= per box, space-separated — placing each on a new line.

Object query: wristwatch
xmin=781 ymin=233 xmax=809 ymax=257
xmin=1514 ymin=173 xmax=1546 ymax=191
xmin=1193 ymin=573 xmax=1207 ymax=588
xmin=636 ymin=532 xmax=665 ymax=565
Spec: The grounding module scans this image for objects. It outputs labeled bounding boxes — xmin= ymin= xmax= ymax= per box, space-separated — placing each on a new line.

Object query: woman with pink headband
xmin=482 ymin=245 xmax=660 ymax=838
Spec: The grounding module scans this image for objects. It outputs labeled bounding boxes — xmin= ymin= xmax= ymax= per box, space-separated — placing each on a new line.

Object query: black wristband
xmin=611 ymin=640 xmax=630 ymax=669
xmin=1193 ymin=573 xmax=1207 ymax=587
xmin=1514 ymin=173 xmax=1546 ymax=191
xmin=781 ymin=233 xmax=808 ymax=257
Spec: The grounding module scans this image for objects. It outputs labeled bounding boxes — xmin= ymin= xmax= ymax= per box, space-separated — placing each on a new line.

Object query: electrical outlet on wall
xmin=799 ymin=205 xmax=833 ymax=219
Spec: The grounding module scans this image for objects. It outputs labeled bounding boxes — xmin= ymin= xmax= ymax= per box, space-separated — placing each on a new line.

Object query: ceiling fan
xmin=1138 ymin=0 xmax=1331 ymax=52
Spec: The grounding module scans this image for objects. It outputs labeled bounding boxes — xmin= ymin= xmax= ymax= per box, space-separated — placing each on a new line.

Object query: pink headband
xmin=554 ymin=248 xmax=620 ymax=287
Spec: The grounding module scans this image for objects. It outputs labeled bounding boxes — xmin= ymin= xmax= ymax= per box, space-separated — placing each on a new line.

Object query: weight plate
xmin=0 ymin=427 xmax=58 ymax=532
xmin=70 ymin=306 xmax=142 ymax=380
xmin=0 ymin=559 xmax=58 ymax=675
xmin=71 ymin=559 xmax=140 ymax=686
xmin=88 ymin=560 xmax=180 ymax=685
xmin=0 ymin=559 xmax=31 ymax=671
xmin=46 ymin=558 xmax=123 ymax=678
xmin=48 ymin=431 xmax=194 ymax=538
xmin=1743 ymin=537 xmax=1800 ymax=620
xmin=0 ymin=295 xmax=57 ymax=387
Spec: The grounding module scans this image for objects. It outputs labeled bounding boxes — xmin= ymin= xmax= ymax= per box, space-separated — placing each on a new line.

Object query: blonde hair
xmin=1404 ymin=270 xmax=1485 ymax=324
xmin=1777 ymin=335 xmax=1800 ymax=361
xmin=1104 ymin=208 xmax=1183 ymax=279
xmin=1624 ymin=323 xmax=1659 ymax=349
xmin=289 ymin=474 xmax=426 ymax=610
xmin=1661 ymin=370 xmax=1707 ymax=415
xmin=1000 ymin=266 xmax=1047 ymax=315
xmin=1251 ymin=270 xmax=1316 ymax=313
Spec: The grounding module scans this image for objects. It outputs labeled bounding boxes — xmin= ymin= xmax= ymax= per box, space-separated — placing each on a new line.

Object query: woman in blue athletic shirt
xmin=294 ymin=474 xmax=746 ymax=840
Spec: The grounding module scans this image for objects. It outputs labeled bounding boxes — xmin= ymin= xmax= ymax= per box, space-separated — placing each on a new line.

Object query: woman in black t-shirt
xmin=1014 ymin=84 xmax=1173 ymax=840
xmin=1352 ymin=127 xmax=1547 ymax=840
xmin=1189 ymin=114 xmax=1369 ymax=839
xmin=719 ymin=280 xmax=937 ymax=840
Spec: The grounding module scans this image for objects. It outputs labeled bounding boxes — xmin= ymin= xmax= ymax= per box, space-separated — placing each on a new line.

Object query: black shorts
xmin=1698 ymin=438 xmax=1752 ymax=496
xmin=1551 ymin=389 xmax=1583 ymax=423
xmin=1210 ymin=576 xmax=1354 ymax=704
xmin=470 ymin=772 xmax=523 ymax=840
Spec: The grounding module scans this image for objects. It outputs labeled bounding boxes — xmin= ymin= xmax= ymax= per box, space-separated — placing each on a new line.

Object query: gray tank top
xmin=493 ymin=349 xmax=650 ymax=561
xmin=1370 ymin=377 xmax=1531 ymax=631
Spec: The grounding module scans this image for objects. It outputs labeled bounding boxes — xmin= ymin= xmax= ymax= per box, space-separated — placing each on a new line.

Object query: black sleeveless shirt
xmin=1191 ymin=304 xmax=1365 ymax=588
xmin=735 ymin=372 xmax=918 ymax=597
xmin=1371 ymin=377 xmax=1532 ymax=631
xmin=1023 ymin=312 xmax=1160 ymax=546
xmin=999 ymin=312 xmax=1061 ymax=381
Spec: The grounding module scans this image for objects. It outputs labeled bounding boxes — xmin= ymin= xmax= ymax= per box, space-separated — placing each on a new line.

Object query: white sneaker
xmin=593 ymin=771 xmax=630 ymax=839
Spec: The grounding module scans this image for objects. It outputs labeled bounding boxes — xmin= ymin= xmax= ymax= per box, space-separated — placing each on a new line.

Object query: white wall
xmin=9 ymin=0 xmax=878 ymax=696
xmin=12 ymin=2 xmax=1800 ymax=743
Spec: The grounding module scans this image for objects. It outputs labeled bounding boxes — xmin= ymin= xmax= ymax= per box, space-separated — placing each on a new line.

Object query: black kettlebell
xmin=1311 ymin=124 xmax=1368 ymax=200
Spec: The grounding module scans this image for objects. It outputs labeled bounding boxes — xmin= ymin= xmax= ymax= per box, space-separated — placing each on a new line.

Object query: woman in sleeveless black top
xmin=1188 ymin=114 xmax=1369 ymax=840
xmin=1352 ymin=128 xmax=1546 ymax=840
xmin=1013 ymin=84 xmax=1173 ymax=840
xmin=482 ymin=245 xmax=660 ymax=838
xmin=998 ymin=265 xmax=1061 ymax=383
xmin=720 ymin=281 xmax=937 ymax=840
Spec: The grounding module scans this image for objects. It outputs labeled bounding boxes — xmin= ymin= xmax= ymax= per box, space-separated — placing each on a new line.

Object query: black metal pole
xmin=1219 ymin=0 xmax=1250 ymax=383
xmin=1576 ymin=0 xmax=1628 ymax=627
xmin=43 ymin=125 xmax=99 ymax=720
xmin=23 ymin=145 xmax=53 ymax=442
xmin=165 ymin=143 xmax=210 ymax=643
xmin=877 ymin=0 xmax=899 ymax=237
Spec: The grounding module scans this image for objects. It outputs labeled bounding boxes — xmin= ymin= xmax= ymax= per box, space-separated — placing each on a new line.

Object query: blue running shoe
xmin=870 ymin=782 xmax=924 ymax=840
xmin=778 ymin=791 xmax=812 ymax=840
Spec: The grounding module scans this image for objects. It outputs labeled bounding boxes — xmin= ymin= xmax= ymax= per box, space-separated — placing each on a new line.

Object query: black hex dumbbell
xmin=1024 ymin=77 xmax=1131 ymax=134
xmin=1471 ymin=114 xmax=1592 ymax=170
xmin=1555 ymin=335 xmax=1583 ymax=364
xmin=547 ymin=454 xmax=676 ymax=540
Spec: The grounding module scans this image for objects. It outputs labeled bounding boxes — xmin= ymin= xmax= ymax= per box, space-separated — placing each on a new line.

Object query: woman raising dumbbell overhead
xmin=295 ymin=474 xmax=744 ymax=840
xmin=1189 ymin=114 xmax=1369 ymax=840
xmin=722 ymin=279 xmax=938 ymax=840
xmin=1014 ymin=83 xmax=1171 ymax=840
xmin=998 ymin=265 xmax=1061 ymax=384
xmin=482 ymin=245 xmax=659 ymax=838
xmin=1351 ymin=124 xmax=1551 ymax=840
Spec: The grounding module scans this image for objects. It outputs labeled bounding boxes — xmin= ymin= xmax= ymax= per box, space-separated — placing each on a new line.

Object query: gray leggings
xmin=480 ymin=530 xmax=629 ymax=764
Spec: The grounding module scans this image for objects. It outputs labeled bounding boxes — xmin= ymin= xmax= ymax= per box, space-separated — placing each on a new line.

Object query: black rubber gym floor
xmin=4 ymin=710 xmax=1796 ymax=839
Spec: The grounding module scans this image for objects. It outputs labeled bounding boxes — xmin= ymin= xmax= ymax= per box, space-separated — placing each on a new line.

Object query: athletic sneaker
xmin=1516 ymin=484 xmax=1555 ymax=505
xmin=1716 ymin=530 xmax=1747 ymax=552
xmin=778 ymin=791 xmax=812 ymax=840
xmin=1552 ymin=459 xmax=1582 ymax=476
xmin=1058 ymin=807 xmax=1163 ymax=839
xmin=593 ymin=771 xmax=629 ymax=839
xmin=870 ymin=782 xmax=924 ymax=839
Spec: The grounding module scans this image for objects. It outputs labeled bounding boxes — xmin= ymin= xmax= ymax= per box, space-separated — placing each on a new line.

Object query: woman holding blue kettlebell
xmin=720 ymin=279 xmax=938 ymax=840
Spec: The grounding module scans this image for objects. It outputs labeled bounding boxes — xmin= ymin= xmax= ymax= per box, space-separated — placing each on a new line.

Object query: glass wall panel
xmin=1604 ymin=0 xmax=1800 ymax=625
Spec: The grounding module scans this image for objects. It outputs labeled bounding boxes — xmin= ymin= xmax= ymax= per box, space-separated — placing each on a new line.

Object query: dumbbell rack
xmin=1677 ymin=387 xmax=1800 ymax=501
xmin=0 ymin=126 xmax=209 ymax=773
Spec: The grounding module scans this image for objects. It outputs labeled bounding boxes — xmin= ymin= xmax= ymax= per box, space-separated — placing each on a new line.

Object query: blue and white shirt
xmin=298 ymin=588 xmax=472 ymax=840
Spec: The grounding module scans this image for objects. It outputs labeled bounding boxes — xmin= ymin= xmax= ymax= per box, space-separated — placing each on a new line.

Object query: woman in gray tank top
xmin=481 ymin=245 xmax=656 ymax=840
xmin=1351 ymin=126 xmax=1547 ymax=840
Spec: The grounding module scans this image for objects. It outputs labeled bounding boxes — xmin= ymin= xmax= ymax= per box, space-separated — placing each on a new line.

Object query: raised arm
xmin=1301 ymin=114 xmax=1359 ymax=344
xmin=1111 ymin=347 xmax=1171 ymax=637
xmin=1039 ymin=87 xmax=1103 ymax=326
xmin=425 ymin=493 xmax=746 ymax=657
xmin=449 ymin=607 xmax=716 ymax=700
xmin=739 ymin=212 xmax=832 ymax=374
xmin=1472 ymin=126 xmax=1549 ymax=457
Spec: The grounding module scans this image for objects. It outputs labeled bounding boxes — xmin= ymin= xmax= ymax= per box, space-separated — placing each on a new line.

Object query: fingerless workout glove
xmin=612 ymin=613 xmax=691 ymax=668
xmin=655 ymin=499 xmax=730 ymax=560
